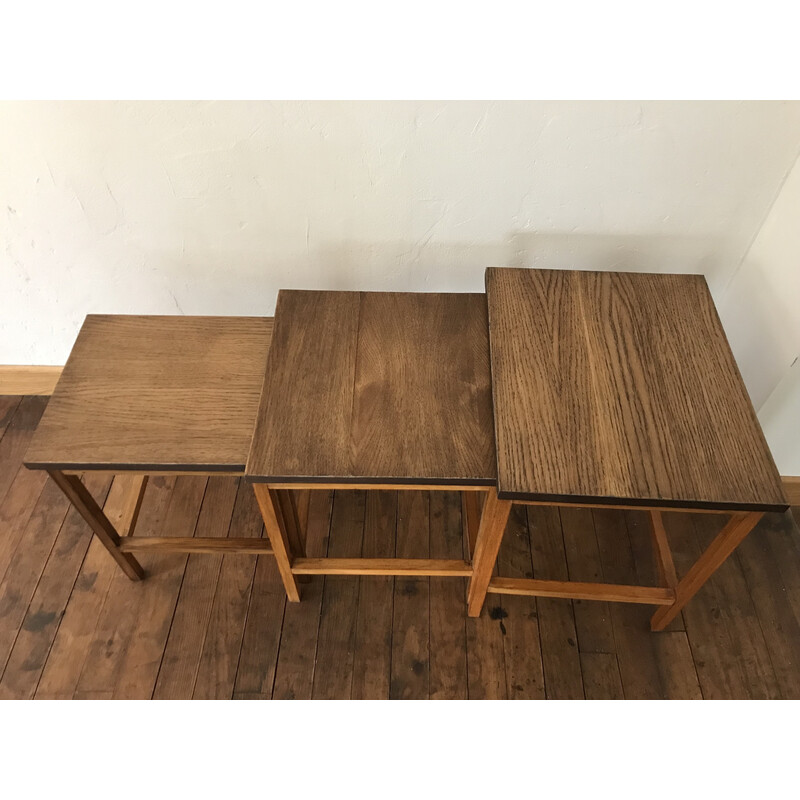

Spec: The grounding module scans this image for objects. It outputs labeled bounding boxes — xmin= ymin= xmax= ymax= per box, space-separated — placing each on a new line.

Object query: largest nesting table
xmin=469 ymin=268 xmax=789 ymax=628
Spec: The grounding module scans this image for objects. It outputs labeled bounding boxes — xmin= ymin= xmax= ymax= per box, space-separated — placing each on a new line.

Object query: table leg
xmin=252 ymin=483 xmax=302 ymax=602
xmin=467 ymin=489 xmax=512 ymax=617
xmin=47 ymin=469 xmax=144 ymax=581
xmin=275 ymin=489 xmax=305 ymax=558
xmin=650 ymin=510 xmax=763 ymax=631
xmin=462 ymin=491 xmax=483 ymax=558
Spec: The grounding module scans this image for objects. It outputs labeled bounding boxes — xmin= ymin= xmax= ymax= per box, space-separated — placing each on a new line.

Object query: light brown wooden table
xmin=468 ymin=268 xmax=788 ymax=627
xmin=245 ymin=290 xmax=505 ymax=602
xmin=24 ymin=315 xmax=274 ymax=577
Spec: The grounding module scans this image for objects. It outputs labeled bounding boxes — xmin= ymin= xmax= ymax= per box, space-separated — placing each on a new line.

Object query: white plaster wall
xmin=718 ymin=150 xmax=800 ymax=409
xmin=2 ymin=101 xmax=800 ymax=403
xmin=715 ymin=149 xmax=800 ymax=475
xmin=759 ymin=358 xmax=800 ymax=476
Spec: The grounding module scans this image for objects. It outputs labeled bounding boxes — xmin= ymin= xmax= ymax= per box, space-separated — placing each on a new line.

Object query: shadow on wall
xmin=150 ymin=229 xmax=738 ymax=316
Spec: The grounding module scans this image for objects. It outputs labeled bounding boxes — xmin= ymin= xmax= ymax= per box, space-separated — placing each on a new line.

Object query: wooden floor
xmin=2 ymin=395 xmax=800 ymax=700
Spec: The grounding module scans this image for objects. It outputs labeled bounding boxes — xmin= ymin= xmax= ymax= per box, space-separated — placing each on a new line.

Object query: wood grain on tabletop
xmin=246 ymin=290 xmax=496 ymax=486
xmin=485 ymin=268 xmax=787 ymax=511
xmin=24 ymin=315 xmax=273 ymax=472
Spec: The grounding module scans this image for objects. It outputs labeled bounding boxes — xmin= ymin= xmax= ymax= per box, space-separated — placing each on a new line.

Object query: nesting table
xmin=244 ymin=290 xmax=504 ymax=602
xmin=22 ymin=270 xmax=789 ymax=635
xmin=472 ymin=268 xmax=788 ymax=628
xmin=24 ymin=315 xmax=275 ymax=574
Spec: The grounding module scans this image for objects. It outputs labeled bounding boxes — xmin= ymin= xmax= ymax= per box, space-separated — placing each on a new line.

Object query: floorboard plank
xmin=272 ymin=490 xmax=332 ymax=699
xmin=761 ymin=511 xmax=800 ymax=636
xmin=35 ymin=476 xmax=144 ymax=699
xmin=665 ymin=512 xmax=761 ymax=699
xmin=193 ymin=552 xmax=257 ymax=699
xmin=0 ymin=474 xmax=112 ymax=699
xmin=0 ymin=475 xmax=73 ymax=677
xmin=0 ymin=397 xmax=21 ymax=441
xmin=561 ymin=507 xmax=618 ymax=652
xmin=593 ymin=508 xmax=663 ymax=699
xmin=111 ymin=476 xmax=207 ymax=699
xmin=0 ymin=462 xmax=48 ymax=586
xmin=390 ymin=492 xmax=430 ymax=699
xmin=690 ymin=513 xmax=780 ymax=699
xmin=352 ymin=491 xmax=396 ymax=700
xmin=0 ymin=397 xmax=47 ymax=507
xmin=580 ymin=652 xmax=624 ymax=699
xmin=71 ymin=476 xmax=176 ymax=698
xmin=527 ymin=505 xmax=584 ymax=699
xmin=496 ymin=505 xmax=545 ymax=699
xmin=624 ymin=510 xmax=684 ymax=632
xmin=465 ymin=604 xmax=507 ymax=699
xmin=626 ymin=511 xmax=702 ymax=699
xmin=736 ymin=514 xmax=800 ymax=699
xmin=429 ymin=491 xmax=468 ymax=700
xmin=652 ymin=631 xmax=703 ymax=699
xmin=312 ymin=491 xmax=365 ymax=699
xmin=152 ymin=477 xmax=238 ymax=699
xmin=233 ymin=482 xmax=285 ymax=699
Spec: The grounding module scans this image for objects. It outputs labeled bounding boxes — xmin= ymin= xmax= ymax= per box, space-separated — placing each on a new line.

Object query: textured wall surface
xmin=2 ymin=102 xmax=799 ymax=440
xmin=719 ymin=150 xmax=800 ymax=409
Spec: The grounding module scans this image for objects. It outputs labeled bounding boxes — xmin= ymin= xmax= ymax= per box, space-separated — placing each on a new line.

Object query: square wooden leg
xmin=466 ymin=489 xmax=512 ymax=617
xmin=47 ymin=469 xmax=144 ymax=581
xmin=462 ymin=491 xmax=484 ymax=559
xmin=650 ymin=511 xmax=763 ymax=631
xmin=252 ymin=483 xmax=302 ymax=602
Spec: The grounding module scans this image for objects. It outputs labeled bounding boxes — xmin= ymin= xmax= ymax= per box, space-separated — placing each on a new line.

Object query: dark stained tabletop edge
xmin=24 ymin=459 xmax=247 ymax=474
xmin=496 ymin=488 xmax=789 ymax=513
xmin=246 ymin=474 xmax=497 ymax=487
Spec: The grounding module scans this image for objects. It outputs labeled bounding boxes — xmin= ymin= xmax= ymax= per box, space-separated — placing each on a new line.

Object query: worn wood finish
xmin=25 ymin=315 xmax=273 ymax=472
xmin=486 ymin=268 xmax=787 ymax=512
xmin=487 ymin=577 xmax=675 ymax=604
xmin=47 ymin=470 xmax=144 ymax=581
xmin=246 ymin=290 xmax=495 ymax=486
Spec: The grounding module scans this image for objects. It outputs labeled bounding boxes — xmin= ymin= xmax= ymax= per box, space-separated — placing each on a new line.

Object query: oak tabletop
xmin=25 ymin=315 xmax=273 ymax=473
xmin=485 ymin=268 xmax=787 ymax=512
xmin=246 ymin=290 xmax=496 ymax=486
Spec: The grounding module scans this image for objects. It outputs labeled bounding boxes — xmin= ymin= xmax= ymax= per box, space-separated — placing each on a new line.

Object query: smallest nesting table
xmin=24 ymin=315 xmax=275 ymax=574
xmin=245 ymin=289 xmax=506 ymax=605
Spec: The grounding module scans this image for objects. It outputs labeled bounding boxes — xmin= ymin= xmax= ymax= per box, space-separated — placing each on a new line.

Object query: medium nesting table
xmin=245 ymin=289 xmax=507 ymax=602
xmin=24 ymin=315 xmax=275 ymax=575
xmin=467 ymin=268 xmax=789 ymax=628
